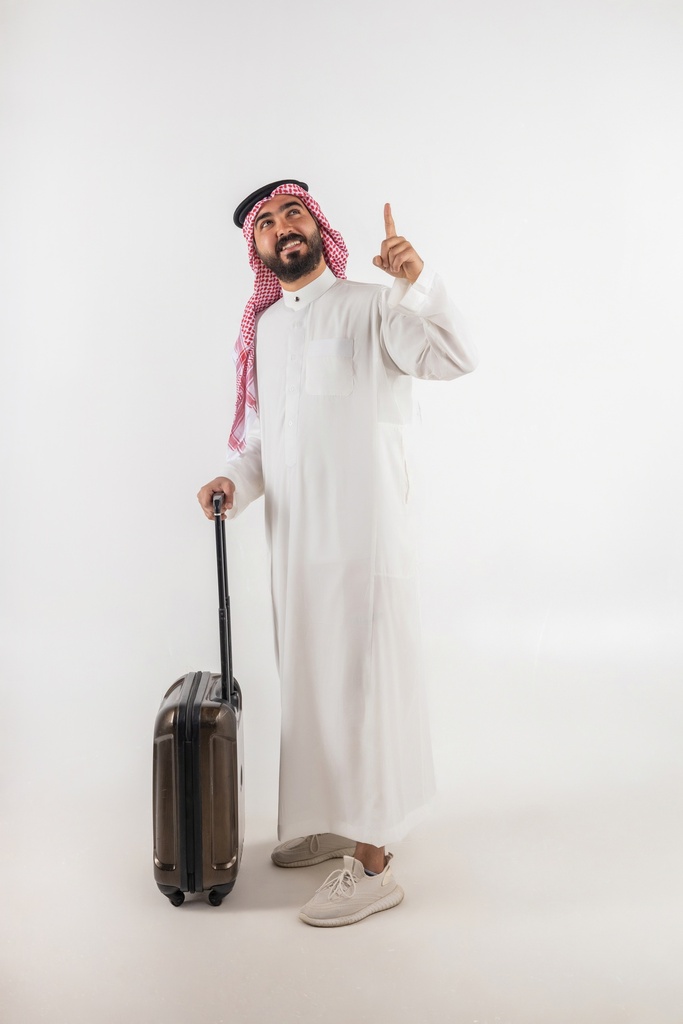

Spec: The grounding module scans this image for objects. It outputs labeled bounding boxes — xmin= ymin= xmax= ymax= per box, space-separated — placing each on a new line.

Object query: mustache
xmin=276 ymin=233 xmax=307 ymax=254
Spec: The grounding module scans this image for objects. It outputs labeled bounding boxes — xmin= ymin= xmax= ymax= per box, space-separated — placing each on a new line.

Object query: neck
xmin=280 ymin=259 xmax=327 ymax=292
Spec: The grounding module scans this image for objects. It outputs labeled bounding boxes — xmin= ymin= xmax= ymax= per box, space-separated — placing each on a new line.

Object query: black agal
xmin=232 ymin=179 xmax=309 ymax=228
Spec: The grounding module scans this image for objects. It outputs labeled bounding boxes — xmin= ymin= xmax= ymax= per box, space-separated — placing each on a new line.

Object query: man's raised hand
xmin=373 ymin=203 xmax=424 ymax=284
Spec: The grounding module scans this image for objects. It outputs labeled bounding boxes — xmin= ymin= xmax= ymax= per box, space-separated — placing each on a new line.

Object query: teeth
xmin=282 ymin=240 xmax=301 ymax=251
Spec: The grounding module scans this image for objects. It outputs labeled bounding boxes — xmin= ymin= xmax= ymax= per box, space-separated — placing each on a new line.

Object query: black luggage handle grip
xmin=212 ymin=493 xmax=234 ymax=703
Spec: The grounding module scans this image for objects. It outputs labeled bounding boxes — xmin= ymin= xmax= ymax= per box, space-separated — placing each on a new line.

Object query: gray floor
xmin=3 ymin=647 xmax=682 ymax=1024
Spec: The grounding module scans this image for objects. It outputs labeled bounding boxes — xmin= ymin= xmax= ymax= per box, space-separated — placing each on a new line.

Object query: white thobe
xmin=225 ymin=265 xmax=477 ymax=846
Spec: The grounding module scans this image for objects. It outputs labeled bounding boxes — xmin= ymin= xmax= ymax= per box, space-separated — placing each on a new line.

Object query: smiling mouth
xmin=278 ymin=236 xmax=306 ymax=255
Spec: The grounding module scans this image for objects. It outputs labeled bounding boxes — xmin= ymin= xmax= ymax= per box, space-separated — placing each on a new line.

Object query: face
xmin=252 ymin=197 xmax=324 ymax=284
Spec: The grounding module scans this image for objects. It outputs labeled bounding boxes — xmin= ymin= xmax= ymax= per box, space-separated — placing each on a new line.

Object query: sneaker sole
xmin=271 ymin=847 xmax=356 ymax=868
xmin=299 ymin=885 xmax=405 ymax=927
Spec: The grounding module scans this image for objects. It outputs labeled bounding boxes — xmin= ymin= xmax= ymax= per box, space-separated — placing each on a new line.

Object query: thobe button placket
xmin=284 ymin=314 xmax=305 ymax=467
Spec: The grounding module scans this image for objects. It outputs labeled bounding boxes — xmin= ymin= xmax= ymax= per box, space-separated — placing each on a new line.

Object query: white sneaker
xmin=271 ymin=833 xmax=356 ymax=868
xmin=299 ymin=854 xmax=404 ymax=927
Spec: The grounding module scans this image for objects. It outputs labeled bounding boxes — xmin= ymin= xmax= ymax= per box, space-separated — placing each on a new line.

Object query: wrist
xmin=405 ymin=260 xmax=424 ymax=285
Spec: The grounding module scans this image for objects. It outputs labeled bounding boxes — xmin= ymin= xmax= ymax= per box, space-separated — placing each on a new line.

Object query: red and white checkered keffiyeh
xmin=228 ymin=183 xmax=348 ymax=454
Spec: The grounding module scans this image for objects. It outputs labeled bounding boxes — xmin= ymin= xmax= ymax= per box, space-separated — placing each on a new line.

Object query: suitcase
xmin=152 ymin=493 xmax=244 ymax=906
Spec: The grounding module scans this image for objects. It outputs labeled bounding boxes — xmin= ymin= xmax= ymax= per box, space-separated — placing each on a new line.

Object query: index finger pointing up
xmin=384 ymin=202 xmax=397 ymax=239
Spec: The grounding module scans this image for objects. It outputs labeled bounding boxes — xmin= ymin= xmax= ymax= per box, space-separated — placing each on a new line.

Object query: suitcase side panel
xmin=153 ymin=673 xmax=197 ymax=892
xmin=152 ymin=733 xmax=177 ymax=871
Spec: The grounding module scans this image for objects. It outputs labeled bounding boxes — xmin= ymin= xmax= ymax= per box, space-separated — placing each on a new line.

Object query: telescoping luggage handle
xmin=212 ymin=493 xmax=235 ymax=703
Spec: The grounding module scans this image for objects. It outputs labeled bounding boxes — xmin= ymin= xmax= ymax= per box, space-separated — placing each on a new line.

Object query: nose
xmin=275 ymin=215 xmax=290 ymax=237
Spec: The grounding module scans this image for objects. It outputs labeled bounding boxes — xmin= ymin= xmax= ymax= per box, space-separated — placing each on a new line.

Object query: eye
xmin=258 ymin=218 xmax=273 ymax=230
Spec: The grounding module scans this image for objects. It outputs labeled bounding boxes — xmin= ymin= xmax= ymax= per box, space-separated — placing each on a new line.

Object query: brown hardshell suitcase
xmin=152 ymin=493 xmax=244 ymax=906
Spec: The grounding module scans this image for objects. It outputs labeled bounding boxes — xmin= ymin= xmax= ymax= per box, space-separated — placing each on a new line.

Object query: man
xmin=197 ymin=180 xmax=477 ymax=927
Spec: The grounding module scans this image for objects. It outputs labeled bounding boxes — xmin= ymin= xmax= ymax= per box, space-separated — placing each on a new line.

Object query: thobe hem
xmin=276 ymin=791 xmax=436 ymax=848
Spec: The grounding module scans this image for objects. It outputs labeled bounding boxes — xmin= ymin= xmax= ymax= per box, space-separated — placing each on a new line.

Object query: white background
xmin=2 ymin=1 xmax=682 ymax=1021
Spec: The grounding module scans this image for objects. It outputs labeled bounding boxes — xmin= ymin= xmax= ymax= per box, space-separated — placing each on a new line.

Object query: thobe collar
xmin=281 ymin=265 xmax=337 ymax=310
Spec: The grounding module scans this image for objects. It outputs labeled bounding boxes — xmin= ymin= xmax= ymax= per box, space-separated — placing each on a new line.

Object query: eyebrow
xmin=254 ymin=200 xmax=303 ymax=227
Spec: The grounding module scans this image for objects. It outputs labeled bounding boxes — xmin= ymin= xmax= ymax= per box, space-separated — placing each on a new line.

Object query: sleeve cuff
xmin=387 ymin=264 xmax=437 ymax=313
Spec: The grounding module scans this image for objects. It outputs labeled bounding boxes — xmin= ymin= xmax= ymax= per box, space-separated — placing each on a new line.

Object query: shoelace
xmin=317 ymin=866 xmax=357 ymax=902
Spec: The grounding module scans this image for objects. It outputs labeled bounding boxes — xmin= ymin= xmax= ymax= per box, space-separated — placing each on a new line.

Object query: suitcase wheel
xmin=168 ymin=890 xmax=185 ymax=907
xmin=208 ymin=890 xmax=223 ymax=907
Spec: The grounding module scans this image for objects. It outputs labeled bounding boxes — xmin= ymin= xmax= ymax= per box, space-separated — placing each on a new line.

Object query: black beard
xmin=257 ymin=230 xmax=325 ymax=283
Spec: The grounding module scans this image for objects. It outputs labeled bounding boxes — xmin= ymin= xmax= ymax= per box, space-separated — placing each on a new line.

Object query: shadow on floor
xmin=161 ymin=840 xmax=343 ymax=913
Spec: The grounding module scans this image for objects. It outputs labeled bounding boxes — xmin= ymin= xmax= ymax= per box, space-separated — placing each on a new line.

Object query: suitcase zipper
xmin=182 ymin=671 xmax=204 ymax=893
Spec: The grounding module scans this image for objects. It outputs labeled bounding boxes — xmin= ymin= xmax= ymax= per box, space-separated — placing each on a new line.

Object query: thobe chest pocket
xmin=305 ymin=337 xmax=354 ymax=396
